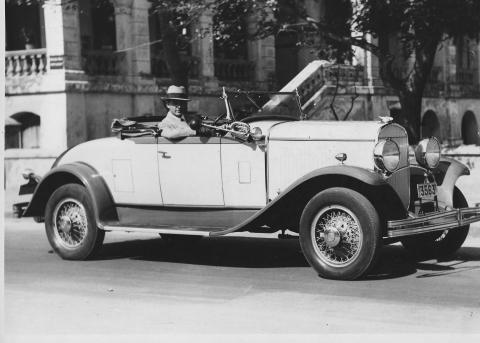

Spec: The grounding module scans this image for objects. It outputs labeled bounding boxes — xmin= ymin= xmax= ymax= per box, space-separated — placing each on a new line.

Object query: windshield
xmin=224 ymin=91 xmax=302 ymax=121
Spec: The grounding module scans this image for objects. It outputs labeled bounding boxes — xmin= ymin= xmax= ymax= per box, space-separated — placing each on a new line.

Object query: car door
xmin=157 ymin=136 xmax=225 ymax=206
xmin=220 ymin=134 xmax=267 ymax=208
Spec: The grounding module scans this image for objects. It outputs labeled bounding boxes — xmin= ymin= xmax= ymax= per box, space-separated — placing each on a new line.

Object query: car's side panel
xmin=59 ymin=137 xmax=163 ymax=206
xmin=112 ymin=206 xmax=257 ymax=229
xmin=220 ymin=135 xmax=267 ymax=207
xmin=267 ymin=139 xmax=376 ymax=201
xmin=157 ymin=136 xmax=224 ymax=206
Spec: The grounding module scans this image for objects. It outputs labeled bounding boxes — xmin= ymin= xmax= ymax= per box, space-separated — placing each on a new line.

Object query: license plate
xmin=417 ymin=182 xmax=438 ymax=200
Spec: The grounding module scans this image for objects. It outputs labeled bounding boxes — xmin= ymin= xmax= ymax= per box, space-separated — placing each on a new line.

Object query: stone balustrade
xmin=297 ymin=64 xmax=364 ymax=104
xmin=214 ymin=58 xmax=254 ymax=81
xmin=5 ymin=49 xmax=48 ymax=76
xmin=151 ymin=54 xmax=200 ymax=79
xmin=82 ymin=50 xmax=125 ymax=75
xmin=322 ymin=64 xmax=364 ymax=84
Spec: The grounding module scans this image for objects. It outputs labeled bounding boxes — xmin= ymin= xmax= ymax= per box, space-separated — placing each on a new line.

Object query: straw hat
xmin=162 ymin=85 xmax=191 ymax=102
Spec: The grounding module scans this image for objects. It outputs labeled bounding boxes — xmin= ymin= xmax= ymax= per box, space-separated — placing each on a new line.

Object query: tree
xmin=277 ymin=0 xmax=480 ymax=143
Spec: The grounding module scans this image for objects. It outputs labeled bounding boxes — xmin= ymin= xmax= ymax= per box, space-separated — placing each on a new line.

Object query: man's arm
xmin=160 ymin=123 xmax=196 ymax=139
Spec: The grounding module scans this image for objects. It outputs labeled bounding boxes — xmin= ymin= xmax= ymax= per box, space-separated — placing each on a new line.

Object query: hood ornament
xmin=335 ymin=153 xmax=347 ymax=164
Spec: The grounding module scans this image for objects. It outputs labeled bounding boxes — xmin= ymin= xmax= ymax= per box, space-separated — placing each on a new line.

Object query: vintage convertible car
xmin=14 ymin=89 xmax=480 ymax=280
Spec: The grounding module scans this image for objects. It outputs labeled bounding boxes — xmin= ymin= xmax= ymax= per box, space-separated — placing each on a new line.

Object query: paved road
xmin=4 ymin=217 xmax=480 ymax=340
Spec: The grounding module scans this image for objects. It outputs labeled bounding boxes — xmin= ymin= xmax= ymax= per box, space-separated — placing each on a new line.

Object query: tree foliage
xmin=280 ymin=0 xmax=480 ymax=142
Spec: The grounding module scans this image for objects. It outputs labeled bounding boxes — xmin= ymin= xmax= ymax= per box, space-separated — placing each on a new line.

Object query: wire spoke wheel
xmin=45 ymin=184 xmax=104 ymax=260
xmin=299 ymin=188 xmax=380 ymax=280
xmin=53 ymin=198 xmax=88 ymax=250
xmin=311 ymin=205 xmax=363 ymax=267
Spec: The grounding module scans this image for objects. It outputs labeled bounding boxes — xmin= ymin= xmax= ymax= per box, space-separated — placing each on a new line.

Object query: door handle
xmin=158 ymin=151 xmax=171 ymax=159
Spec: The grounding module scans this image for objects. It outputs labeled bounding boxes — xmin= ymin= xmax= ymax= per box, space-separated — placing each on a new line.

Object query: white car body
xmin=58 ymin=120 xmax=383 ymax=208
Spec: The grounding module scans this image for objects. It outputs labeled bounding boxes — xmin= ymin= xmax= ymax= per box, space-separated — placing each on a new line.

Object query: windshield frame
xmin=222 ymin=89 xmax=304 ymax=122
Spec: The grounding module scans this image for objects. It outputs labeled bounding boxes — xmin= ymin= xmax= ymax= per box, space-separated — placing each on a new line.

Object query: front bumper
xmin=387 ymin=205 xmax=480 ymax=238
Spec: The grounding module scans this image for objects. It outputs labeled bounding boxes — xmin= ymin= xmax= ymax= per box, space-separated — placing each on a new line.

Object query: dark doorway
xmin=461 ymin=111 xmax=479 ymax=145
xmin=275 ymin=31 xmax=299 ymax=89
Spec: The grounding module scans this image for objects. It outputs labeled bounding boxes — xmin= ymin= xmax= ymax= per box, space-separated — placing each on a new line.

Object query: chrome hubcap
xmin=311 ymin=205 xmax=363 ymax=267
xmin=53 ymin=198 xmax=88 ymax=249
xmin=58 ymin=215 xmax=72 ymax=234
xmin=323 ymin=227 xmax=341 ymax=248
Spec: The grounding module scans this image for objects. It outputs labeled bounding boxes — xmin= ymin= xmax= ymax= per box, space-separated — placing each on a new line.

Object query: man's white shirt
xmin=158 ymin=112 xmax=196 ymax=139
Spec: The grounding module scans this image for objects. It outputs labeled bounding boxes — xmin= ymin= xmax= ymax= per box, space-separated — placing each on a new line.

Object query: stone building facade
xmin=4 ymin=0 xmax=480 ymax=189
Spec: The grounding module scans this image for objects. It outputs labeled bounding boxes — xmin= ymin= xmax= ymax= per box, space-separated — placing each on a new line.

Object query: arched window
xmin=421 ymin=110 xmax=441 ymax=140
xmin=461 ymin=111 xmax=479 ymax=145
xmin=5 ymin=1 xmax=45 ymax=51
xmin=5 ymin=113 xmax=41 ymax=149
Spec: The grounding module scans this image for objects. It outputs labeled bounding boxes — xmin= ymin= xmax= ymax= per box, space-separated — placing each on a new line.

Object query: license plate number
xmin=417 ymin=182 xmax=438 ymax=199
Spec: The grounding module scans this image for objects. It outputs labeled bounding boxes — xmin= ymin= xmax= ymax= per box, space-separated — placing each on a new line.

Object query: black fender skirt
xmin=23 ymin=162 xmax=118 ymax=223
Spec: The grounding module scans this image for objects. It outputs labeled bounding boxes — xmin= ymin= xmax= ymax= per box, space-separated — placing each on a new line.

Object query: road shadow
xmin=96 ymin=236 xmax=309 ymax=268
xmin=95 ymin=236 xmax=480 ymax=279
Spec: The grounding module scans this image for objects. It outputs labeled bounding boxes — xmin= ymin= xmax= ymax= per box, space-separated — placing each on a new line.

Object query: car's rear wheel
xmin=401 ymin=186 xmax=469 ymax=259
xmin=45 ymin=183 xmax=104 ymax=260
xmin=299 ymin=188 xmax=381 ymax=280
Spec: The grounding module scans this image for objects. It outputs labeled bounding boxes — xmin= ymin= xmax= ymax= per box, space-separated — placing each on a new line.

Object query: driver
xmin=158 ymin=85 xmax=197 ymax=139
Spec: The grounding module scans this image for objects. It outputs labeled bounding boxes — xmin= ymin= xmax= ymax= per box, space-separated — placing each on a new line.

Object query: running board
xmin=100 ymin=225 xmax=225 ymax=236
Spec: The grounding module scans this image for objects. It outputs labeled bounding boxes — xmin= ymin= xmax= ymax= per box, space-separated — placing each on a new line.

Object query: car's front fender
xmin=23 ymin=162 xmax=118 ymax=224
xmin=211 ymin=165 xmax=406 ymax=236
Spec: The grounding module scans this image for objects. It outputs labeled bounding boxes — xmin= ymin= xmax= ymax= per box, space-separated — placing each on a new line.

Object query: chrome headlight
xmin=415 ymin=137 xmax=440 ymax=169
xmin=374 ymin=139 xmax=400 ymax=173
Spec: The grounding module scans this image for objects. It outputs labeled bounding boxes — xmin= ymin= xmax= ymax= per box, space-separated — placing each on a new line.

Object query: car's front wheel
xmin=299 ymin=188 xmax=381 ymax=280
xmin=45 ymin=183 xmax=105 ymax=260
xmin=401 ymin=186 xmax=470 ymax=259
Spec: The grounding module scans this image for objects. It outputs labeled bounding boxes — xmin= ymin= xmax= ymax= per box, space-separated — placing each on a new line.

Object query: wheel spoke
xmin=311 ymin=206 xmax=363 ymax=267
xmin=53 ymin=198 xmax=88 ymax=249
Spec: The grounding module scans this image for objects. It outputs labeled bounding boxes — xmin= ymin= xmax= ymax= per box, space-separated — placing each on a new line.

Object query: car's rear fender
xmin=23 ymin=162 xmax=118 ymax=224
xmin=211 ymin=165 xmax=407 ymax=236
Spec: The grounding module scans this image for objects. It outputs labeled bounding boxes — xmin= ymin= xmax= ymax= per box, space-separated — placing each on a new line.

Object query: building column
xmin=247 ymin=15 xmax=275 ymax=89
xmin=130 ymin=0 xmax=151 ymax=75
xmin=43 ymin=0 xmax=82 ymax=71
xmin=193 ymin=9 xmax=218 ymax=89
xmin=447 ymin=38 xmax=457 ymax=83
xmin=114 ymin=0 xmax=134 ymax=76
